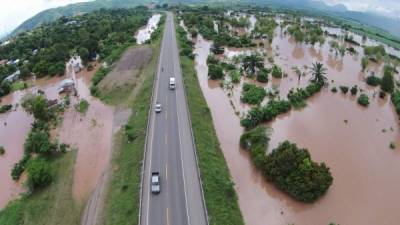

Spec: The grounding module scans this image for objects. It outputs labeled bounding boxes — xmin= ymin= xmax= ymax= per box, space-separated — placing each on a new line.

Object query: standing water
xmin=136 ymin=14 xmax=161 ymax=44
xmin=192 ymin=16 xmax=400 ymax=224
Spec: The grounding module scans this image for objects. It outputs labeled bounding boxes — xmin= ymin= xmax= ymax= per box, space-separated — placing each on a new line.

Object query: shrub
xmin=0 ymin=146 xmax=5 ymax=155
xmin=339 ymin=86 xmax=349 ymax=94
xmin=27 ymin=157 xmax=52 ymax=191
xmin=357 ymin=94 xmax=370 ymax=107
xmin=11 ymin=153 xmax=31 ymax=180
xmin=241 ymin=100 xmax=291 ymax=129
xmin=391 ymin=90 xmax=400 ymax=115
xmin=21 ymin=94 xmax=52 ymax=121
xmin=390 ymin=142 xmax=396 ymax=150
xmin=361 ymin=57 xmax=369 ymax=71
xmin=287 ymin=82 xmax=323 ymax=108
xmin=24 ymin=130 xmax=54 ymax=155
xmin=350 ymin=85 xmax=358 ymax=95
xmin=0 ymin=104 xmax=12 ymax=113
xmin=208 ymin=64 xmax=224 ymax=80
xmin=240 ymin=129 xmax=333 ymax=203
xmin=230 ymin=70 xmax=241 ymax=83
xmin=256 ymin=68 xmax=269 ymax=83
xmin=381 ymin=66 xmax=394 ymax=93
xmin=75 ymin=99 xmax=89 ymax=114
xmin=241 ymin=83 xmax=267 ymax=105
xmin=331 ymin=87 xmax=337 ymax=93
xmin=271 ymin=65 xmax=283 ymax=78
xmin=264 ymin=141 xmax=333 ymax=202
xmin=366 ymin=75 xmax=381 ymax=86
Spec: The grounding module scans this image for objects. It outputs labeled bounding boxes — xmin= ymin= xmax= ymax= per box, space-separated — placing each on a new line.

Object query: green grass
xmin=0 ymin=151 xmax=83 ymax=225
xmin=176 ymin=21 xmax=245 ymax=224
xmin=11 ymin=81 xmax=27 ymax=91
xmin=101 ymin=16 xmax=163 ymax=225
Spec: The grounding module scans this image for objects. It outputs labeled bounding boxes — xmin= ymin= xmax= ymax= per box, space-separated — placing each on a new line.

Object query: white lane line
xmin=165 ymin=163 xmax=168 ymax=181
xmin=145 ymin=13 xmax=167 ymax=225
xmin=170 ymin=15 xmax=191 ymax=225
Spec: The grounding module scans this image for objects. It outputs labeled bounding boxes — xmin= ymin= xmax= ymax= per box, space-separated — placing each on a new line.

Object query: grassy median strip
xmin=176 ymin=22 xmax=245 ymax=225
xmin=101 ymin=18 xmax=164 ymax=225
xmin=0 ymin=151 xmax=82 ymax=225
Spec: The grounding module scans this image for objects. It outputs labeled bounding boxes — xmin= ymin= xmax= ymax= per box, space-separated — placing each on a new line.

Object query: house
xmin=3 ymin=70 xmax=21 ymax=83
xmin=0 ymin=59 xmax=7 ymax=66
xmin=65 ymin=20 xmax=77 ymax=26
xmin=58 ymin=79 xmax=74 ymax=93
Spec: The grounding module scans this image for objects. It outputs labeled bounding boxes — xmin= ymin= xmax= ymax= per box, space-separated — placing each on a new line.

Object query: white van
xmin=169 ymin=77 xmax=176 ymax=90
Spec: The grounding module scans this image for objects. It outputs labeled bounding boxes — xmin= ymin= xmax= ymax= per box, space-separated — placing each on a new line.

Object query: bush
xmin=230 ymin=70 xmax=241 ymax=83
xmin=357 ymin=94 xmax=370 ymax=107
xmin=241 ymin=100 xmax=291 ymax=129
xmin=11 ymin=153 xmax=31 ymax=180
xmin=24 ymin=130 xmax=54 ymax=155
xmin=339 ymin=86 xmax=349 ymax=94
xmin=331 ymin=87 xmax=337 ymax=93
xmin=287 ymin=82 xmax=323 ymax=108
xmin=350 ymin=85 xmax=358 ymax=95
xmin=240 ymin=129 xmax=333 ymax=203
xmin=256 ymin=68 xmax=269 ymax=83
xmin=0 ymin=146 xmax=5 ymax=155
xmin=271 ymin=65 xmax=282 ymax=78
xmin=264 ymin=141 xmax=333 ymax=202
xmin=391 ymin=90 xmax=400 ymax=115
xmin=381 ymin=66 xmax=394 ymax=93
xmin=366 ymin=75 xmax=381 ymax=86
xmin=0 ymin=104 xmax=12 ymax=113
xmin=27 ymin=157 xmax=52 ymax=191
xmin=241 ymin=83 xmax=267 ymax=105
xmin=21 ymin=94 xmax=52 ymax=121
xmin=208 ymin=64 xmax=224 ymax=80
xmin=75 ymin=99 xmax=89 ymax=114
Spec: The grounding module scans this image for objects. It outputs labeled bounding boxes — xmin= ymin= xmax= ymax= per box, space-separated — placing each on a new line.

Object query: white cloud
xmin=321 ymin=0 xmax=400 ymax=18
xmin=0 ymin=0 xmax=92 ymax=35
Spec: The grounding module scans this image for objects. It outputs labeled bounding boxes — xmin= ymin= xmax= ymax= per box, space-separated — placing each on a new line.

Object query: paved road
xmin=140 ymin=12 xmax=208 ymax=225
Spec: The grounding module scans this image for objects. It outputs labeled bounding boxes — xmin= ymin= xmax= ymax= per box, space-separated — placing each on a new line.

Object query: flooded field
xmin=191 ymin=12 xmax=400 ymax=224
xmin=0 ymin=63 xmax=115 ymax=207
xmin=136 ymin=14 xmax=161 ymax=44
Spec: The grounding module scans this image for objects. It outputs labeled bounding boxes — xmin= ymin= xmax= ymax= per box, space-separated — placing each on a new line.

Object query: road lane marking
xmin=166 ymin=207 xmax=170 ymax=225
xmin=165 ymin=163 xmax=168 ymax=181
xmin=145 ymin=13 xmax=168 ymax=225
xmin=171 ymin=17 xmax=191 ymax=225
xmin=165 ymin=132 xmax=168 ymax=145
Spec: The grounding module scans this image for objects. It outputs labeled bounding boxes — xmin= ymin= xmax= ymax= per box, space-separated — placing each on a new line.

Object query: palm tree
xmin=310 ymin=62 xmax=327 ymax=84
xmin=242 ymin=54 xmax=263 ymax=76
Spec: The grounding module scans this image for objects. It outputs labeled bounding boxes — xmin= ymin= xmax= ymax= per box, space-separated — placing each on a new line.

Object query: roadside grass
xmin=0 ymin=151 xmax=83 ymax=225
xmin=101 ymin=17 xmax=163 ymax=225
xmin=176 ymin=22 xmax=245 ymax=225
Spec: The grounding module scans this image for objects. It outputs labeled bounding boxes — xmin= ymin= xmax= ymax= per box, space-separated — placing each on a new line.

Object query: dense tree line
xmin=240 ymin=126 xmax=333 ymax=202
xmin=0 ymin=8 xmax=151 ymax=96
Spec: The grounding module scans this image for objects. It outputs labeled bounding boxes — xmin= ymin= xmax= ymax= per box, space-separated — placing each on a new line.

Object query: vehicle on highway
xmin=151 ymin=172 xmax=160 ymax=194
xmin=169 ymin=77 xmax=176 ymax=90
xmin=155 ymin=103 xmax=162 ymax=113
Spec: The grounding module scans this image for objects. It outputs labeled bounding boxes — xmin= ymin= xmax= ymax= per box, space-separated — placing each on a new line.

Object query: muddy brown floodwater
xmin=193 ymin=16 xmax=400 ymax=224
xmin=0 ymin=63 xmax=115 ymax=208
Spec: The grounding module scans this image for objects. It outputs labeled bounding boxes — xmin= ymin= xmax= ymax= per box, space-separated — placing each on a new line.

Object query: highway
xmin=140 ymin=12 xmax=208 ymax=225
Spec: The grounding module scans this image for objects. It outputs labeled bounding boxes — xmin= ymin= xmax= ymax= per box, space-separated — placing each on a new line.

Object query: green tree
xmin=24 ymin=131 xmax=54 ymax=154
xmin=310 ymin=62 xmax=327 ymax=84
xmin=21 ymin=94 xmax=51 ymax=121
xmin=27 ymin=157 xmax=52 ymax=190
xmin=381 ymin=66 xmax=394 ymax=93
xmin=242 ymin=54 xmax=263 ymax=76
xmin=208 ymin=64 xmax=224 ymax=80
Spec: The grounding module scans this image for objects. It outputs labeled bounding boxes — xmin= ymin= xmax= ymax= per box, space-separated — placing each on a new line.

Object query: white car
xmin=155 ymin=103 xmax=162 ymax=113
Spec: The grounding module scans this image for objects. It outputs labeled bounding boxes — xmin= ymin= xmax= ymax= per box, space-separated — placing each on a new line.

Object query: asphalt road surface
xmin=140 ymin=12 xmax=208 ymax=225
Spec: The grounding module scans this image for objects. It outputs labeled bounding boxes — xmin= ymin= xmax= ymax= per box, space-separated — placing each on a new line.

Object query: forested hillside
xmin=8 ymin=0 xmax=155 ymax=37
xmin=0 ymin=7 xmax=150 ymax=97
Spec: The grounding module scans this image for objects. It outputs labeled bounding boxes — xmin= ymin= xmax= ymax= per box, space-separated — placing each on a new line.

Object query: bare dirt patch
xmin=98 ymin=46 xmax=153 ymax=93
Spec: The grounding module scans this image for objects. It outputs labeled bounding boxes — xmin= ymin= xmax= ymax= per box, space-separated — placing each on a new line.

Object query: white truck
xmin=169 ymin=77 xmax=176 ymax=90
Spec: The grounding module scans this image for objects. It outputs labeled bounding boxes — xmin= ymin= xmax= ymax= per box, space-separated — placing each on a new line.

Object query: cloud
xmin=0 ymin=0 xmax=92 ymax=35
xmin=321 ymin=0 xmax=400 ymax=18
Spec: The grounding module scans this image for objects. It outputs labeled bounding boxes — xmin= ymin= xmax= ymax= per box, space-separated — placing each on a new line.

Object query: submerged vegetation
xmin=241 ymin=83 xmax=266 ymax=105
xmin=240 ymin=126 xmax=333 ymax=202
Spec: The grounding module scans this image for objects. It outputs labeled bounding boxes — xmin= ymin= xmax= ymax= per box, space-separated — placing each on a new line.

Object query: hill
xmin=9 ymin=0 xmax=155 ymax=37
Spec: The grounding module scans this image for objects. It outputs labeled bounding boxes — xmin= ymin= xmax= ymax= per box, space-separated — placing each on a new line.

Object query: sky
xmin=322 ymin=0 xmax=400 ymax=18
xmin=0 ymin=0 xmax=92 ymax=36
xmin=0 ymin=0 xmax=399 ymax=37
